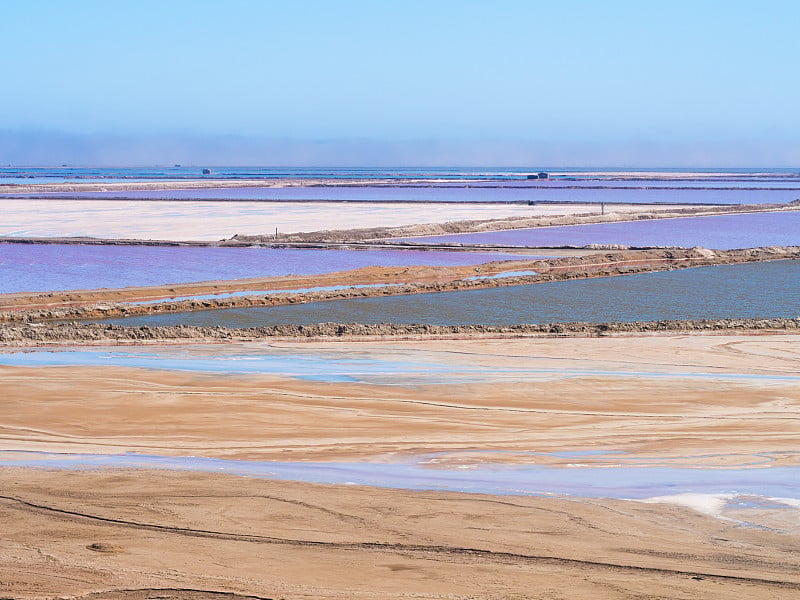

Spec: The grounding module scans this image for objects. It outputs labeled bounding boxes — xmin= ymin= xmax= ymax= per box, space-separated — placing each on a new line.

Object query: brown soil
xmin=3 ymin=468 xmax=800 ymax=599
xmin=2 ymin=334 xmax=800 ymax=461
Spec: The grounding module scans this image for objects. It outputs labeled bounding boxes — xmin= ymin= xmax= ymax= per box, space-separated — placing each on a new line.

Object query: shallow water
xmin=0 ymin=244 xmax=525 ymax=294
xmin=97 ymin=260 xmax=800 ymax=327
xmin=397 ymin=211 xmax=800 ymax=248
xmin=2 ymin=450 xmax=798 ymax=502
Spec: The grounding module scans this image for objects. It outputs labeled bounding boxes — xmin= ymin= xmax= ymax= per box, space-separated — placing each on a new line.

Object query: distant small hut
xmin=537 ymin=172 xmax=549 ymax=179
xmin=202 ymin=168 xmax=212 ymax=175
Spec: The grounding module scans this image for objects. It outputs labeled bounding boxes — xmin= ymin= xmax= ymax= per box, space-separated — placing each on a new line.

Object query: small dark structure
xmin=202 ymin=168 xmax=212 ymax=175
xmin=526 ymin=172 xmax=550 ymax=180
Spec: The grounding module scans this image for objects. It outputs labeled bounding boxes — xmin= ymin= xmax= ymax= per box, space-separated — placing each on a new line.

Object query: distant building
xmin=202 ymin=168 xmax=212 ymax=175
xmin=537 ymin=172 xmax=549 ymax=179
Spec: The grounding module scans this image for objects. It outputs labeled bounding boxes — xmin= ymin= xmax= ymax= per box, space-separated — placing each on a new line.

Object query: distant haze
xmin=1 ymin=132 xmax=798 ymax=168
xmin=1 ymin=1 xmax=798 ymax=167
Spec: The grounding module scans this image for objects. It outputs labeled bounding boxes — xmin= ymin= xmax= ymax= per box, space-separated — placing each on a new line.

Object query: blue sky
xmin=1 ymin=1 xmax=798 ymax=165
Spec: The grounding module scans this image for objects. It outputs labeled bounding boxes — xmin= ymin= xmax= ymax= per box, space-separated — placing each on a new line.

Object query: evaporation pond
xmin=396 ymin=211 xmax=800 ymax=248
xmin=95 ymin=260 xmax=800 ymax=327
xmin=0 ymin=244 xmax=524 ymax=294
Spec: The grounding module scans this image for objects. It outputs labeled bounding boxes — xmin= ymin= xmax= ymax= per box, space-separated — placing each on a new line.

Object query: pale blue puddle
xmin=2 ymin=451 xmax=798 ymax=503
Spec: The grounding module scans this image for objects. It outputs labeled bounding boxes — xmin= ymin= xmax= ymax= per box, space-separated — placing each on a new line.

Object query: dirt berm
xmin=1 ymin=318 xmax=799 ymax=345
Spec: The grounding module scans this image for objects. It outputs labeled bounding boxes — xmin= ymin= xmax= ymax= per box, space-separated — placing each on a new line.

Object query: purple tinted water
xmin=9 ymin=187 xmax=800 ymax=204
xmin=0 ymin=244 xmax=525 ymax=294
xmin=397 ymin=211 xmax=800 ymax=249
xmin=99 ymin=260 xmax=800 ymax=327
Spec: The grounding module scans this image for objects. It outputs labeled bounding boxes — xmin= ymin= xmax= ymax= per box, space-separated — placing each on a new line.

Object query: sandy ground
xmin=2 ymin=333 xmax=799 ymax=598
xmin=0 ymin=199 xmax=691 ymax=241
xmin=2 ymin=335 xmax=799 ymax=462
xmin=3 ymin=468 xmax=800 ymax=600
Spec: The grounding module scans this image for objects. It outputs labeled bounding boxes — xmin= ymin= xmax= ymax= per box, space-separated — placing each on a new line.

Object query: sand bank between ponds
xmin=1 ymin=318 xmax=800 ymax=345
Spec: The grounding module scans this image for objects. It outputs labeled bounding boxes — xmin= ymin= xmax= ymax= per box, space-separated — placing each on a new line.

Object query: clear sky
xmin=1 ymin=0 xmax=798 ymax=166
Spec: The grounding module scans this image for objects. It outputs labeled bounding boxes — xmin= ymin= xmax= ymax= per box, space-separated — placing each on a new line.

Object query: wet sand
xmin=2 ymin=332 xmax=800 ymax=598
xmin=2 ymin=334 xmax=799 ymax=597
xmin=2 ymin=335 xmax=799 ymax=462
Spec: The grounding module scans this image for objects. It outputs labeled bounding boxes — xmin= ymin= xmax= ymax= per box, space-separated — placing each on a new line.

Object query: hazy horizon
xmin=2 ymin=131 xmax=798 ymax=169
xmin=2 ymin=1 xmax=798 ymax=167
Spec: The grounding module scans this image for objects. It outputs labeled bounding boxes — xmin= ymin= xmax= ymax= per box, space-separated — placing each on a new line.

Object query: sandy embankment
xmin=2 ymin=246 xmax=798 ymax=323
